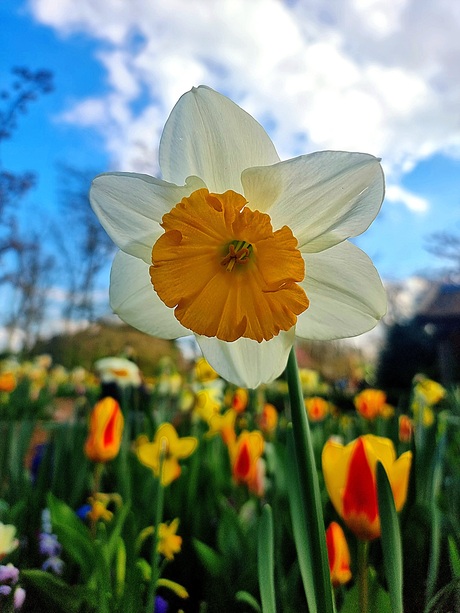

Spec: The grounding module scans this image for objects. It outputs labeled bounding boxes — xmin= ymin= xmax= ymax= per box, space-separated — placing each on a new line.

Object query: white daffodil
xmin=94 ymin=357 xmax=142 ymax=388
xmin=90 ymin=86 xmax=386 ymax=388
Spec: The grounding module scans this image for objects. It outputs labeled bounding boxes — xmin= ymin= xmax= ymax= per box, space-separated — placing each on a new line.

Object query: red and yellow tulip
xmin=230 ymin=430 xmax=265 ymax=494
xmin=322 ymin=434 xmax=412 ymax=541
xmin=325 ymin=521 xmax=352 ymax=586
xmin=231 ymin=388 xmax=249 ymax=413
xmin=399 ymin=414 xmax=414 ymax=443
xmin=84 ymin=397 xmax=124 ymax=463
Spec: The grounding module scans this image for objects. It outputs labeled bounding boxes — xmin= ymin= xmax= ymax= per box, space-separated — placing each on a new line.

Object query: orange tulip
xmin=0 ymin=372 xmax=16 ymax=393
xmin=326 ymin=522 xmax=352 ymax=586
xmin=322 ymin=434 xmax=412 ymax=541
xmin=305 ymin=396 xmax=329 ymax=422
xmin=398 ymin=414 xmax=413 ymax=443
xmin=354 ymin=389 xmax=387 ymax=420
xmin=84 ymin=397 xmax=124 ymax=463
xmin=257 ymin=403 xmax=278 ymax=435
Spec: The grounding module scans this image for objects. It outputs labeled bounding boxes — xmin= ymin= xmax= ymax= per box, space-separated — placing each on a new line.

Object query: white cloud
xmin=385 ymin=184 xmax=429 ymax=213
xmin=29 ymin=0 xmax=460 ymax=213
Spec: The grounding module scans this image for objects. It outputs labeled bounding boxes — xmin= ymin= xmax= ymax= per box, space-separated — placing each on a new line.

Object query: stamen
xmin=221 ymin=241 xmax=251 ymax=271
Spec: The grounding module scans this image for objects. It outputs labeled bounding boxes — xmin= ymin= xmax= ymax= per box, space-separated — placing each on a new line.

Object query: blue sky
xmin=2 ymin=0 xmax=460 ymax=299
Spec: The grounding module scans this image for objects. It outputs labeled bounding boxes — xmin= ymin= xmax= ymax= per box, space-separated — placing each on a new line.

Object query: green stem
xmin=357 ymin=540 xmax=369 ymax=613
xmin=285 ymin=347 xmax=335 ymax=613
xmin=146 ymin=458 xmax=166 ymax=612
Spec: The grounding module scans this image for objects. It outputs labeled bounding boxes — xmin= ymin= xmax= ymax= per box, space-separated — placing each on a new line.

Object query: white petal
xmin=196 ymin=329 xmax=295 ymax=388
xmin=242 ymin=151 xmax=384 ymax=252
xmin=159 ymin=85 xmax=279 ymax=194
xmin=110 ymin=251 xmax=189 ymax=339
xmin=296 ymin=241 xmax=386 ymax=340
xmin=90 ymin=173 xmax=205 ymax=263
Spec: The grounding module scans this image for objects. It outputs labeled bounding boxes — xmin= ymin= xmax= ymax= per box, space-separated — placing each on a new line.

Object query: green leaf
xmin=193 ymin=538 xmax=225 ymax=577
xmin=284 ymin=348 xmax=335 ymax=613
xmin=47 ymin=492 xmax=96 ymax=580
xmin=376 ymin=461 xmax=403 ymax=613
xmin=216 ymin=503 xmax=246 ymax=561
xmin=235 ymin=590 xmax=262 ymax=612
xmin=340 ymin=570 xmax=392 ymax=613
xmin=257 ymin=504 xmax=276 ymax=613
xmin=425 ymin=432 xmax=446 ymax=605
xmin=106 ymin=501 xmax=131 ymax=564
xmin=21 ymin=569 xmax=97 ymax=613
xmin=449 ymin=535 xmax=460 ymax=578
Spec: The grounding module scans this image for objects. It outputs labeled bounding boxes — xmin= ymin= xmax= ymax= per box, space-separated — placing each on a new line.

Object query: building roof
xmin=416 ymin=283 xmax=460 ymax=323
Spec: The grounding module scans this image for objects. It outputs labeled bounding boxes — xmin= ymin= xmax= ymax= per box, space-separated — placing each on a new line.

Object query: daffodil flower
xmin=136 ymin=423 xmax=197 ymax=486
xmin=90 ymin=86 xmax=386 ymax=387
xmin=0 ymin=524 xmax=19 ymax=561
xmin=157 ymin=518 xmax=182 ymax=561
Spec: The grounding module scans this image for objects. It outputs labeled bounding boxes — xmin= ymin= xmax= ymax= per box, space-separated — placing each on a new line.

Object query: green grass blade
xmin=285 ymin=348 xmax=335 ymax=613
xmin=258 ymin=504 xmax=276 ymax=613
xmin=376 ymin=461 xmax=403 ymax=613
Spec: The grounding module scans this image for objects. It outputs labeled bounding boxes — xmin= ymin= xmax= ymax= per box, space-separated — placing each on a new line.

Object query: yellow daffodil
xmin=84 ymin=397 xmax=124 ymax=463
xmin=0 ymin=523 xmax=19 ymax=560
xmin=194 ymin=357 xmax=219 ymax=383
xmin=322 ymin=435 xmax=412 ymax=541
xmin=136 ymin=423 xmax=197 ymax=486
xmin=325 ymin=521 xmax=352 ymax=587
xmin=413 ymin=375 xmax=446 ymax=406
xmin=157 ymin=518 xmax=182 ymax=561
xmin=87 ymin=499 xmax=113 ymax=523
xmin=206 ymin=408 xmax=237 ymax=446
xmin=90 ymin=86 xmax=386 ymax=387
xmin=194 ymin=389 xmax=221 ymax=423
